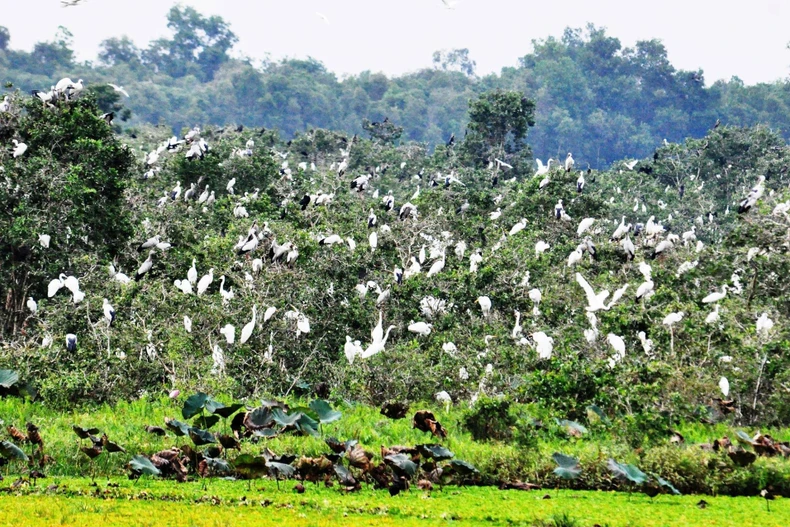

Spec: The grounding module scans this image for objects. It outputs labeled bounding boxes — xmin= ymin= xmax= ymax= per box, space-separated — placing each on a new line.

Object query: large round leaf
xmin=234 ymin=454 xmax=269 ymax=479
xmin=182 ymin=393 xmax=209 ymax=419
xmin=0 ymin=370 xmax=19 ymax=389
xmin=129 ymin=455 xmax=161 ymax=476
xmin=188 ymin=427 xmax=216 ymax=446
xmin=450 ymin=459 xmax=479 ymax=476
xmin=416 ymin=444 xmax=454 ymax=461
xmin=385 ymin=453 xmax=418 ymax=478
xmin=212 ymin=403 xmax=244 ymax=418
xmin=607 ymin=459 xmax=647 ymax=485
xmin=165 ymin=418 xmax=190 ymax=436
xmin=193 ymin=415 xmax=220 ymax=430
xmin=309 ymin=399 xmax=342 ymax=424
xmin=271 ymin=408 xmax=301 ymax=427
xmin=266 ymin=461 xmax=295 ymax=479
xmin=72 ymin=425 xmax=101 ymax=439
xmin=656 ymin=476 xmax=681 ymax=495
xmin=0 ymin=440 xmax=28 ymax=461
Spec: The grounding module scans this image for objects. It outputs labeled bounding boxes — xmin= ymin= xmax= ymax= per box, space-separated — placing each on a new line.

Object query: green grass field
xmin=0 ymin=477 xmax=786 ymax=527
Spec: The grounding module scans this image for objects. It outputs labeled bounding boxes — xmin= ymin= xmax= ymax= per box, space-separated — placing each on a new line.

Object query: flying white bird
xmin=107 ymin=84 xmax=130 ymax=98
xmin=575 ymin=273 xmax=609 ymax=312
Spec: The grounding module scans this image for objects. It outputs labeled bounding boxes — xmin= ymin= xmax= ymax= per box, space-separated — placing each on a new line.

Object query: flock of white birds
xmin=10 ymin=76 xmax=787 ymax=406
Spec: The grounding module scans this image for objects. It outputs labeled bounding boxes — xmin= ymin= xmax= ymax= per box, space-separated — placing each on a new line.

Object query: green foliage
xmin=463 ymin=396 xmax=516 ymax=441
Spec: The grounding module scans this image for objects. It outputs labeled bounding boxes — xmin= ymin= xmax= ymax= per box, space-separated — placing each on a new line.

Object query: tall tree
xmin=142 ymin=6 xmax=237 ymax=80
xmin=0 ymin=94 xmax=136 ymax=335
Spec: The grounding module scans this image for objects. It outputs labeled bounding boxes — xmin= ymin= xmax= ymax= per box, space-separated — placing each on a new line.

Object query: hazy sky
xmin=3 ymin=0 xmax=789 ymax=84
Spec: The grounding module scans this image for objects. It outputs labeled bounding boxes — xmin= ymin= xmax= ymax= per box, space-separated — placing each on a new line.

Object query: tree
xmin=98 ymin=36 xmax=142 ymax=69
xmin=432 ymin=48 xmax=477 ymax=77
xmin=362 ymin=117 xmax=403 ymax=144
xmin=0 ymin=26 xmax=9 ymax=51
xmin=0 ymin=94 xmax=136 ymax=335
xmin=462 ymin=90 xmax=535 ymax=172
xmin=27 ymin=27 xmax=74 ymax=75
xmin=142 ymin=6 xmax=237 ymax=80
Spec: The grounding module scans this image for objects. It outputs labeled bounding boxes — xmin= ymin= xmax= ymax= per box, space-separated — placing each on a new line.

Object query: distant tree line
xmin=2 ymin=8 xmax=790 ymax=167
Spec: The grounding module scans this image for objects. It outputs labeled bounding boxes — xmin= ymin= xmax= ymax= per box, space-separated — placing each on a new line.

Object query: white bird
xmin=183 ymin=315 xmax=192 ymax=333
xmin=213 ymin=322 xmax=234 ymax=345
xmin=27 ymin=297 xmax=37 ymax=314
xmin=360 ymin=325 xmax=396 ymax=359
xmin=375 ymin=287 xmax=390 ymax=306
xmin=419 ymin=245 xmax=426 ymax=264
xmin=509 ymin=218 xmax=528 ymax=236
xmin=756 ymin=313 xmax=774 ymax=336
xmin=65 ymin=333 xmax=77 ymax=352
xmin=528 ymin=288 xmax=542 ymax=316
xmin=197 ymin=268 xmax=214 ymax=296
xmin=319 ymin=234 xmax=343 ymax=246
xmin=219 ymin=276 xmax=234 ymax=305
xmin=635 ymin=280 xmax=654 ymax=301
xmin=407 ymin=321 xmax=432 ymax=336
xmin=564 ymin=152 xmax=575 ymax=172
xmin=344 ymin=336 xmax=363 ymax=364
xmin=512 ymin=310 xmax=523 ymax=339
xmin=38 ymin=234 xmax=51 ymax=248
xmin=577 ymin=218 xmax=595 ymax=237
xmin=663 ymin=311 xmax=684 ymax=327
xmin=610 ymin=217 xmax=630 ymax=241
xmin=532 ymin=331 xmax=554 ymax=359
xmin=535 ymin=241 xmax=550 ymax=258
xmin=575 ymin=273 xmax=609 ymax=312
xmin=477 ymin=296 xmax=492 ymax=317
xmin=135 ymin=251 xmax=155 ymax=280
xmin=263 ymin=306 xmax=277 ymax=322
xmin=240 ymin=305 xmax=257 ymax=344
xmin=737 ymin=175 xmax=765 ymax=213
xmin=427 ymin=251 xmax=446 ymax=277
xmin=187 ymin=259 xmax=198 ymax=285
xmin=296 ymin=312 xmax=311 ymax=336
xmin=638 ymin=331 xmax=653 ymax=355
xmin=567 ymin=248 xmax=583 ymax=267
xmin=705 ymin=305 xmax=720 ymax=325
xmin=174 ymin=279 xmax=193 ymax=295
xmin=702 ymin=285 xmax=728 ymax=304
xmin=576 ymin=172 xmax=585 ymax=193
xmin=489 ymin=208 xmax=502 ymax=221
xmin=12 ymin=139 xmax=28 ymax=158
xmin=47 ymin=274 xmax=66 ymax=297
xmin=535 ymin=158 xmax=553 ymax=177
xmin=719 ymin=376 xmax=730 ymax=398
xmin=607 ymin=333 xmax=626 ymax=366
xmin=103 ymin=298 xmax=116 ymax=326
xmin=368 ymin=231 xmax=378 ymax=251
xmin=108 ymin=83 xmax=129 ymax=98
xmin=606 ymin=284 xmax=629 ymax=309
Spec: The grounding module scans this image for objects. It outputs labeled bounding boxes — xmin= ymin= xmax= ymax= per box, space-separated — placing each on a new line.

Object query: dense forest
xmin=2 ymin=6 xmax=790 ymax=168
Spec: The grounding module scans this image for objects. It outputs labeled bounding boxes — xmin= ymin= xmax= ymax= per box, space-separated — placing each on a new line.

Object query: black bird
xmin=679 ymin=184 xmax=685 ymax=199
xmin=446 ymin=133 xmax=455 ymax=148
xmin=491 ymin=175 xmax=498 ymax=187
xmin=299 ymin=194 xmax=312 ymax=210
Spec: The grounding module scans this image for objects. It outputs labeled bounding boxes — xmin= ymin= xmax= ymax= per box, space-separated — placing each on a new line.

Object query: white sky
xmin=3 ymin=0 xmax=789 ymax=84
